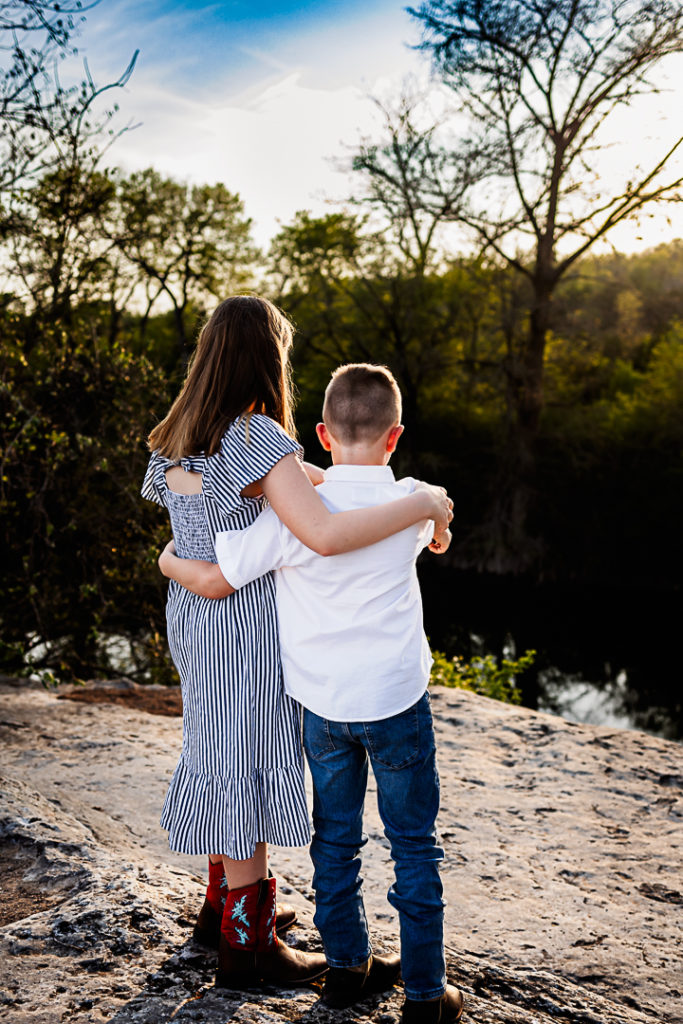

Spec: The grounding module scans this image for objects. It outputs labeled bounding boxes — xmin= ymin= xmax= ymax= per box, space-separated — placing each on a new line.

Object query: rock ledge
xmin=1 ymin=679 xmax=681 ymax=1023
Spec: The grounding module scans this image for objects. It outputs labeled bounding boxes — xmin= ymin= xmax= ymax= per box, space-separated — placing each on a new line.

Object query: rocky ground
xmin=0 ymin=676 xmax=681 ymax=1024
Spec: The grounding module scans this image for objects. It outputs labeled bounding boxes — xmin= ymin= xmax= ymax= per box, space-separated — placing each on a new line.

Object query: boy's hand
xmin=159 ymin=539 xmax=176 ymax=577
xmin=303 ymin=461 xmax=325 ymax=486
xmin=158 ymin=539 xmax=235 ymax=598
xmin=429 ymin=528 xmax=452 ymax=554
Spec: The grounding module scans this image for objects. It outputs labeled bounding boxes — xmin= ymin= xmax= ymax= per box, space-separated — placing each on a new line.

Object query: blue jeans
xmin=303 ymin=692 xmax=446 ymax=1000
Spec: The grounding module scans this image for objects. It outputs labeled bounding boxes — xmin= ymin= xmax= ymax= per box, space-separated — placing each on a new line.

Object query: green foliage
xmin=0 ymin=307 xmax=176 ymax=683
xmin=269 ymin=212 xmax=508 ymax=475
xmin=430 ymin=649 xmax=535 ymax=704
xmin=112 ymin=169 xmax=258 ymax=360
xmin=2 ymin=129 xmax=683 ymax=690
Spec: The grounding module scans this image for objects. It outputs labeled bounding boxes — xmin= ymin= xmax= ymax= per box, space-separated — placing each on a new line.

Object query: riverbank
xmin=1 ymin=677 xmax=681 ymax=1023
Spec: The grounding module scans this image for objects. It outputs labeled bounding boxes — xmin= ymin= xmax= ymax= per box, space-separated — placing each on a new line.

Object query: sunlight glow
xmin=69 ymin=1 xmax=683 ymax=254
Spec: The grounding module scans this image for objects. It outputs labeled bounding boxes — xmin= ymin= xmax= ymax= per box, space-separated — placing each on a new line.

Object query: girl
xmin=141 ymin=295 xmax=451 ymax=990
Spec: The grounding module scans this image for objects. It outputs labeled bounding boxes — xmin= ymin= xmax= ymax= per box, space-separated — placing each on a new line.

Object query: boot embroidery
xmin=220 ymin=875 xmax=228 ymax=907
xmin=231 ymin=894 xmax=251 ymax=930
xmin=235 ymin=926 xmax=249 ymax=945
xmin=264 ymin=904 xmax=276 ymax=945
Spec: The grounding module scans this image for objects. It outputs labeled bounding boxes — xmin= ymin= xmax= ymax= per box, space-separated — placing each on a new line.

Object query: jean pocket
xmin=303 ymin=710 xmax=336 ymax=760
xmin=364 ymin=702 xmax=420 ymax=769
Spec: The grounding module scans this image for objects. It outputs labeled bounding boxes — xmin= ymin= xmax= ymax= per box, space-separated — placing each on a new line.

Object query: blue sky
xmin=68 ymin=0 xmax=682 ymax=252
xmin=68 ymin=0 xmax=428 ymax=242
xmin=74 ymin=0 xmax=426 ymax=101
xmin=82 ymin=0 xmax=415 ymax=93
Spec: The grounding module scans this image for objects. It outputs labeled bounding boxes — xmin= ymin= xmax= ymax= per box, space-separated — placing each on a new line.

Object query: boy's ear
xmin=316 ymin=422 xmax=332 ymax=451
xmin=386 ymin=424 xmax=404 ymax=453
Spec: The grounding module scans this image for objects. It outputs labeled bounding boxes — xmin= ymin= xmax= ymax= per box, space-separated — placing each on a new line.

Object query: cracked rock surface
xmin=0 ymin=677 xmax=681 ymax=1023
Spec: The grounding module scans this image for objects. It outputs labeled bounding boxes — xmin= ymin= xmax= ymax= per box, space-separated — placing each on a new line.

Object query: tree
xmin=351 ymin=93 xmax=470 ymax=276
xmin=0 ymin=1 xmax=137 ymax=197
xmin=0 ymin=308 xmax=174 ymax=682
xmin=112 ymin=169 xmax=258 ymax=361
xmin=268 ymin=209 xmax=502 ymax=468
xmin=0 ymin=1 xmax=138 ymax=346
xmin=349 ymin=94 xmax=528 ymax=437
xmin=409 ymin=0 xmax=683 ymax=566
xmin=6 ymin=164 xmax=116 ymax=325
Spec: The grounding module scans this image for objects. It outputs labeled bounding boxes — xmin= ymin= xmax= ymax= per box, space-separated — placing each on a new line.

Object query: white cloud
xmin=106 ymin=71 xmax=397 ymax=245
xmin=73 ymin=2 xmax=683 ymax=254
xmin=89 ymin=3 xmax=427 ymax=246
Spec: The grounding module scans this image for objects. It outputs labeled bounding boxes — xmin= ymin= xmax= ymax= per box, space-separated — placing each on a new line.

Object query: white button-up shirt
xmin=215 ymin=464 xmax=434 ymax=722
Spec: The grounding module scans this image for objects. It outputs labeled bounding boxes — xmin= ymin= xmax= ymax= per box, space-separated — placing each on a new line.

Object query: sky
xmin=68 ymin=0 xmax=683 ymax=253
xmin=69 ymin=0 xmax=427 ymax=245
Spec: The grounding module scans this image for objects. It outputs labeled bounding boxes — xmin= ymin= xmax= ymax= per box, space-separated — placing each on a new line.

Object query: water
xmin=418 ymin=565 xmax=683 ymax=742
xmin=25 ymin=569 xmax=682 ymax=741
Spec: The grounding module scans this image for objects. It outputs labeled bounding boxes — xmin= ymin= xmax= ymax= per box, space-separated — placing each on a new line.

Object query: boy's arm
xmin=215 ymin=506 xmax=294 ymax=588
xmin=428 ymin=527 xmax=452 ymax=555
xmin=158 ymin=541 xmax=235 ymax=599
xmin=302 ymin=461 xmax=325 ymax=486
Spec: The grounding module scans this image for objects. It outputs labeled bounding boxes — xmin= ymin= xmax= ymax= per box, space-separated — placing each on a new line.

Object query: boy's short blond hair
xmin=322 ymin=363 xmax=402 ymax=444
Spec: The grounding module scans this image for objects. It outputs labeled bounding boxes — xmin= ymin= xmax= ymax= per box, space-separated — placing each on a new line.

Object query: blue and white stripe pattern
xmin=141 ymin=414 xmax=310 ymax=858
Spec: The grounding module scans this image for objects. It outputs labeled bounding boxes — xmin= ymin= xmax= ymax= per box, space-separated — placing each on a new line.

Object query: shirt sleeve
xmin=215 ymin=507 xmax=289 ymax=589
xmin=417 ymin=518 xmax=435 ymax=550
xmin=202 ymin=414 xmax=302 ymax=518
xmin=398 ymin=476 xmax=434 ymax=551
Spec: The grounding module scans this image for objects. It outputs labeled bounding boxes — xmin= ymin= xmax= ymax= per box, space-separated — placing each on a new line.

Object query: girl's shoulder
xmin=218 ymin=413 xmax=301 ymax=460
xmin=200 ymin=414 xmax=302 ymax=513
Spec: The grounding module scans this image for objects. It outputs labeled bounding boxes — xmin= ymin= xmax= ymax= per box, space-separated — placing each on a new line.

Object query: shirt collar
xmin=323 ymin=464 xmax=396 ymax=483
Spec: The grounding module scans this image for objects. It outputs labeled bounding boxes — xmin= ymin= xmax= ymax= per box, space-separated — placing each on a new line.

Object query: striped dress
xmin=141 ymin=414 xmax=310 ymax=858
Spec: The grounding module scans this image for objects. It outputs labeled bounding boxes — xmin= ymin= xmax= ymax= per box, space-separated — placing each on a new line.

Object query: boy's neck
xmin=329 ymin=439 xmax=392 ymax=468
xmin=330 ymin=451 xmax=388 ymax=468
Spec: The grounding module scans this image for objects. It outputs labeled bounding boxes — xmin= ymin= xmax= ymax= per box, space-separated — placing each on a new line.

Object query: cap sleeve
xmin=202 ymin=414 xmax=302 ymax=518
xmin=141 ymin=450 xmax=176 ymax=506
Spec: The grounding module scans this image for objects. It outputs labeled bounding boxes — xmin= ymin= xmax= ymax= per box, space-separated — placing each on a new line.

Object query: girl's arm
xmin=158 ymin=541 xmax=234 ymax=598
xmin=259 ymin=454 xmax=452 ymax=557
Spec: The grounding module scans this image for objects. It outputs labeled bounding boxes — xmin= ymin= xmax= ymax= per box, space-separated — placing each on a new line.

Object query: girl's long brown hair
xmin=149 ymin=295 xmax=296 ymax=459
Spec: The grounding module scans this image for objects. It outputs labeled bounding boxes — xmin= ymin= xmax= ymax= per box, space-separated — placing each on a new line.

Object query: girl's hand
xmin=259 ymin=453 xmax=451 ymax=556
xmin=415 ymin=481 xmax=453 ymax=534
xmin=429 ymin=527 xmax=452 ymax=554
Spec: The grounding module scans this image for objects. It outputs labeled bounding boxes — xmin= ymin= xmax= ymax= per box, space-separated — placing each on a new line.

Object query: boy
xmin=160 ymin=364 xmax=463 ymax=1024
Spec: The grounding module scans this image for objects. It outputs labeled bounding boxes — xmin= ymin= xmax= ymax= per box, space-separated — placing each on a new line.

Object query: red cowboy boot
xmin=216 ymin=879 xmax=261 ymax=988
xmin=194 ymin=861 xmax=296 ymax=948
xmin=216 ymin=877 xmax=327 ymax=990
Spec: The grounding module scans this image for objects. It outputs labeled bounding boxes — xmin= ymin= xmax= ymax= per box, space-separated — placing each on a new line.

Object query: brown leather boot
xmin=322 ymin=952 xmax=402 ymax=1008
xmin=254 ymin=877 xmax=328 ymax=987
xmin=402 ymin=984 xmax=465 ymax=1023
xmin=216 ymin=878 xmax=326 ymax=990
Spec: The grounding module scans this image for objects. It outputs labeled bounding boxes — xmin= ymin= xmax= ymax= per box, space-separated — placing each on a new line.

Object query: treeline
xmin=2 ymin=176 xmax=682 ymax=681
xmin=2 ymin=0 xmax=683 ymax=683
